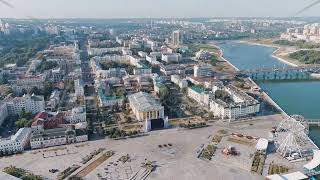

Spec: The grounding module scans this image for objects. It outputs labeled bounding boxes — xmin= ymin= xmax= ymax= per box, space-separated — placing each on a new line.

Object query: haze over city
xmin=0 ymin=0 xmax=320 ymax=18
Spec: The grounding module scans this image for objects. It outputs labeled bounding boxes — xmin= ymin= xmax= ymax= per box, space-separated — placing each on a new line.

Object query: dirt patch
xmin=76 ymin=152 xmax=113 ymax=178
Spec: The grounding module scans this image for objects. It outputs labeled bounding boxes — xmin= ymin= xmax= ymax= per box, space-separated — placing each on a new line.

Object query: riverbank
xmin=209 ymin=42 xmax=239 ymax=71
xmin=215 ymin=41 xmax=320 ymax=149
xmin=238 ymin=40 xmax=299 ymax=67
xmin=208 ymin=41 xmax=289 ymax=116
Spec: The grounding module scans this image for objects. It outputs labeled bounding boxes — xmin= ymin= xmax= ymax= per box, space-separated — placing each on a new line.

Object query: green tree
xmin=15 ymin=118 xmax=30 ymax=128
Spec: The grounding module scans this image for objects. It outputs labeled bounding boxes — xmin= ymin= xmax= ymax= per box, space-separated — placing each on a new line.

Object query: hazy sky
xmin=0 ymin=0 xmax=319 ymax=19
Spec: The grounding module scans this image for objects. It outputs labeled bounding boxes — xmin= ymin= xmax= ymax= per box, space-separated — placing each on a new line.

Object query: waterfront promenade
xmin=210 ymin=41 xmax=319 ymax=149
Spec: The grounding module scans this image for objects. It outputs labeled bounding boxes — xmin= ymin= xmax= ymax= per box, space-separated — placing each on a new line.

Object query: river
xmin=218 ymin=41 xmax=320 ymax=146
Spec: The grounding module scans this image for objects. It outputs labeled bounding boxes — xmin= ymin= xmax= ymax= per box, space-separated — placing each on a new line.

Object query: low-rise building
xmin=133 ymin=68 xmax=152 ymax=75
xmin=64 ymin=107 xmax=86 ymax=124
xmin=0 ymin=128 xmax=31 ymax=154
xmin=31 ymin=112 xmax=65 ymax=133
xmin=194 ymin=65 xmax=214 ymax=78
xmin=161 ymin=53 xmax=182 ymax=63
xmin=195 ymin=50 xmax=213 ymax=60
xmin=171 ymin=75 xmax=188 ymax=89
xmin=30 ymin=127 xmax=87 ymax=149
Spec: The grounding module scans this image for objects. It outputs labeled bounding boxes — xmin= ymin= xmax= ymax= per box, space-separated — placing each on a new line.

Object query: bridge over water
xmin=235 ymin=65 xmax=320 ymax=81
xmin=306 ymin=119 xmax=320 ymax=126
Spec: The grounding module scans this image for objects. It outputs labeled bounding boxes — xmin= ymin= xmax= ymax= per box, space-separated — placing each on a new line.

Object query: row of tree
xmin=289 ymin=50 xmax=320 ymax=64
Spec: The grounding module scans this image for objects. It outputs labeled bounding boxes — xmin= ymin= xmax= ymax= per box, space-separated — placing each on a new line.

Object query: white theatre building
xmin=128 ymin=92 xmax=167 ymax=132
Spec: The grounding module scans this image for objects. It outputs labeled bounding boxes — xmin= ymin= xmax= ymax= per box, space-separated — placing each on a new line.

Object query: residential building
xmin=172 ymin=30 xmax=183 ymax=46
xmin=187 ymin=86 xmax=213 ymax=107
xmin=133 ymin=68 xmax=152 ymax=75
xmin=64 ymin=107 xmax=87 ymax=124
xmin=6 ymin=94 xmax=45 ymax=115
xmin=160 ymin=64 xmax=186 ymax=76
xmin=10 ymin=75 xmax=45 ymax=94
xmin=46 ymin=90 xmax=61 ymax=110
xmin=171 ymin=75 xmax=188 ymax=89
xmin=146 ymin=55 xmax=161 ymax=66
xmin=162 ymin=53 xmax=182 ymax=63
xmin=210 ymin=84 xmax=260 ymax=120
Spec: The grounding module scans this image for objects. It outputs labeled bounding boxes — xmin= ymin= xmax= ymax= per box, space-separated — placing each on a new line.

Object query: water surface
xmin=219 ymin=41 xmax=320 ymax=145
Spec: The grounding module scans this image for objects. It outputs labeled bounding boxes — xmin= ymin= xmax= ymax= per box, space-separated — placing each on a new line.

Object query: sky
xmin=0 ymin=0 xmax=319 ymax=19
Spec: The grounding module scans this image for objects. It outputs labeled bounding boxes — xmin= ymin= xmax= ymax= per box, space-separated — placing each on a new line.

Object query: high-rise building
xmin=172 ymin=30 xmax=182 ymax=46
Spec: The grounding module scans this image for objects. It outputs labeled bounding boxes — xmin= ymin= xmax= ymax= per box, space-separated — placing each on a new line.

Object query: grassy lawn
xmin=268 ymin=163 xmax=289 ymax=175
xmin=200 ymin=144 xmax=217 ymax=160
xmin=251 ymin=152 xmax=266 ymax=175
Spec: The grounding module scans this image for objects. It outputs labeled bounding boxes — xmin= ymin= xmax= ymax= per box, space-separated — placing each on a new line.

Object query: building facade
xmin=6 ymin=94 xmax=45 ymax=115
xmin=0 ymin=128 xmax=31 ymax=154
xmin=128 ymin=92 xmax=164 ymax=121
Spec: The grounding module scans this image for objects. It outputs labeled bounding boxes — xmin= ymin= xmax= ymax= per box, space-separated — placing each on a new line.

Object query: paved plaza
xmin=0 ymin=114 xmax=294 ymax=180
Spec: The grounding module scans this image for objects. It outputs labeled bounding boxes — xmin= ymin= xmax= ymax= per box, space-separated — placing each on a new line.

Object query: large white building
xmin=128 ymin=92 xmax=167 ymax=132
xmin=128 ymin=92 xmax=164 ymax=121
xmin=6 ymin=94 xmax=45 ymax=115
xmin=0 ymin=128 xmax=31 ymax=154
xmin=210 ymin=85 xmax=260 ymax=121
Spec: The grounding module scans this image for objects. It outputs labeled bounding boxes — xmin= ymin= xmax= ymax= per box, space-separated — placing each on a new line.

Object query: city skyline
xmin=0 ymin=0 xmax=319 ymax=19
